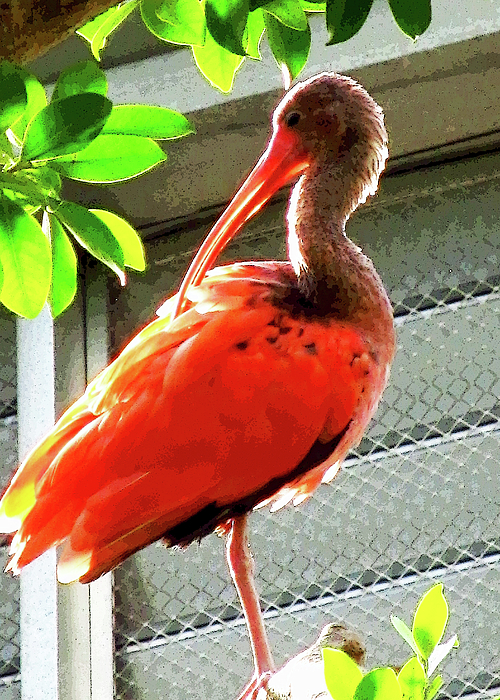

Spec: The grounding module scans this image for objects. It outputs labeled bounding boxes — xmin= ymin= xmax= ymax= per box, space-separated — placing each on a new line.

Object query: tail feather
xmin=0 ymin=409 xmax=95 ymax=533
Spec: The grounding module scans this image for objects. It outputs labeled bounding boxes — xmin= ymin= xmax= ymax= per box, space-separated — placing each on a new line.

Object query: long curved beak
xmin=172 ymin=126 xmax=310 ymax=318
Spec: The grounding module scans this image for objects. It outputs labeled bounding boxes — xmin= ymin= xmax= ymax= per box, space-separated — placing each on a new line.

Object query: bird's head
xmin=172 ymin=73 xmax=388 ymax=318
xmin=275 ymin=73 xmax=388 ymax=216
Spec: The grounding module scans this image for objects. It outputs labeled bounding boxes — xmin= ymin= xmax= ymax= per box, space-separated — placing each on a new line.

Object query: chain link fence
xmin=112 ymin=153 xmax=500 ymax=699
xmin=0 ymin=310 xmax=20 ymax=684
xmin=0 ymin=154 xmax=498 ymax=699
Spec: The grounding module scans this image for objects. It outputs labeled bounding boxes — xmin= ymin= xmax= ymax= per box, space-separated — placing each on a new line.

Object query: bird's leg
xmin=226 ymin=516 xmax=275 ymax=699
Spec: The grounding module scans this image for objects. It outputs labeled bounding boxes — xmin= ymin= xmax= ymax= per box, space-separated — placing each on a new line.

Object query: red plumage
xmin=0 ymin=72 xmax=395 ymax=697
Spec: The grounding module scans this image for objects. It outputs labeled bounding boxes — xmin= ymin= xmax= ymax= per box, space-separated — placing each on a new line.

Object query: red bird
xmin=0 ymin=73 xmax=395 ymax=698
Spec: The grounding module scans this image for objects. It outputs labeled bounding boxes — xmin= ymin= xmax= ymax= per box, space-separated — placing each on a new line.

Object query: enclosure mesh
xmin=113 ymin=165 xmax=500 ymax=700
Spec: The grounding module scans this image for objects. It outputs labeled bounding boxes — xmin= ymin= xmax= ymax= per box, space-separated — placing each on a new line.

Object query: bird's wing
xmin=0 ymin=262 xmax=377 ymax=583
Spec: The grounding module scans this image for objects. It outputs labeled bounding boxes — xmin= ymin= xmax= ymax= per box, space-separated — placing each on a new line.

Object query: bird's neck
xmin=286 ymin=161 xmax=390 ymax=323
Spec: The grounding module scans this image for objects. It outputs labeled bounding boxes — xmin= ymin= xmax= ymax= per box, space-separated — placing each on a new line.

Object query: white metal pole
xmin=17 ymin=308 xmax=58 ymax=700
xmin=86 ymin=267 xmax=114 ymax=700
xmin=17 ymin=267 xmax=114 ymax=700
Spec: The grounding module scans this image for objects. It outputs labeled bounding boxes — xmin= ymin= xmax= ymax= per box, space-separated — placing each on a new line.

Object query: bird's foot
xmin=236 ymin=671 xmax=273 ymax=700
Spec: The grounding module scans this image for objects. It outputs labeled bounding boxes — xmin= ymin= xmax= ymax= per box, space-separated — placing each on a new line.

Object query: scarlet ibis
xmin=0 ymin=73 xmax=395 ymax=698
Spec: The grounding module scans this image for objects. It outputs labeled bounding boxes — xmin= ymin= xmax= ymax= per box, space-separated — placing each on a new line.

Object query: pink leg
xmin=226 ymin=516 xmax=275 ymax=699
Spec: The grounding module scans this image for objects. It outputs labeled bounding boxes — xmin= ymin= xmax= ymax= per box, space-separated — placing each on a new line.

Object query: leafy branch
xmin=77 ymin=0 xmax=432 ymax=92
xmin=0 ymin=59 xmax=194 ymax=318
xmin=323 ymin=584 xmax=460 ymax=700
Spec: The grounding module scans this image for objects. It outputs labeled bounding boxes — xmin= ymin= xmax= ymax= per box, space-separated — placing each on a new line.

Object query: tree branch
xmin=1 ymin=0 xmax=122 ymax=65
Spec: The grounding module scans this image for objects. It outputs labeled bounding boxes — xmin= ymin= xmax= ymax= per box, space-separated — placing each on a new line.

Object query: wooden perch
xmin=260 ymin=623 xmax=366 ymax=700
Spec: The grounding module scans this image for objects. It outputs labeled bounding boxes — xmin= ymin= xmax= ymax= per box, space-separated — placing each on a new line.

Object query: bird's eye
xmin=285 ymin=111 xmax=301 ymax=128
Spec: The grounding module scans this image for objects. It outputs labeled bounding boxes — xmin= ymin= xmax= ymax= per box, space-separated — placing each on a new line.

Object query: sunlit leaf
xmin=52 ymin=60 xmax=108 ymax=101
xmin=54 ymin=201 xmax=126 ymax=284
xmin=387 ymin=0 xmax=431 ymax=39
xmin=52 ymin=134 xmax=167 ymax=183
xmin=205 ymin=0 xmax=250 ymax=55
xmin=77 ymin=5 xmax=121 ymax=43
xmin=354 ymin=668 xmax=401 ymax=700
xmin=300 ymin=0 xmax=325 ymax=11
xmin=193 ymin=23 xmax=244 ymax=92
xmin=43 ymin=211 xmax=77 ymax=317
xmin=397 ymin=658 xmax=426 ymax=700
xmin=246 ymin=9 xmax=265 ymax=58
xmin=102 ymin=105 xmax=194 ymax=139
xmin=9 ymin=68 xmax=47 ymax=143
xmin=264 ymin=11 xmax=310 ymax=80
xmin=90 ymin=209 xmax=145 ymax=270
xmin=155 ymin=0 xmax=206 ymax=43
xmin=264 ymin=0 xmax=307 ymax=30
xmin=77 ymin=1 xmax=140 ymax=60
xmin=413 ymin=584 xmax=448 ymax=660
xmin=141 ymin=0 xmax=206 ymax=45
xmin=0 ymin=62 xmax=28 ymax=132
xmin=21 ymin=93 xmax=112 ymax=162
xmin=391 ymin=616 xmax=420 ymax=657
xmin=326 ymin=0 xmax=374 ymax=44
xmin=0 ymin=194 xmax=51 ymax=317
xmin=323 ymin=648 xmax=363 ymax=700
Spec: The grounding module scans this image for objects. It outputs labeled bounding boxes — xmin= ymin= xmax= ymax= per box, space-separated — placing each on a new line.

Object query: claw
xmin=236 ymin=671 xmax=273 ymax=700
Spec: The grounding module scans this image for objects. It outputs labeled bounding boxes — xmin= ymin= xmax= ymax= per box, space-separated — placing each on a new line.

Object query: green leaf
xmin=398 ymin=658 xmax=426 ymax=700
xmin=323 ymin=648 xmax=363 ymax=700
xmin=264 ymin=11 xmax=310 ymax=80
xmin=0 ymin=173 xmax=45 ymax=208
xmin=205 ymin=0 xmax=250 ymax=55
xmin=246 ymin=9 xmax=265 ymax=58
xmin=264 ymin=0 xmax=307 ymax=30
xmin=141 ymin=0 xmax=206 ymax=45
xmin=391 ymin=616 xmax=420 ymax=657
xmin=326 ymin=0 xmax=374 ymax=45
xmin=21 ymin=93 xmax=112 ymax=162
xmin=300 ymin=0 xmax=325 ymax=11
xmin=9 ymin=68 xmax=47 ymax=144
xmin=192 ymin=23 xmax=244 ymax=92
xmin=102 ymin=105 xmax=194 ymax=139
xmin=387 ymin=0 xmax=431 ymax=39
xmin=425 ymin=675 xmax=442 ymax=700
xmin=52 ymin=134 xmax=167 ymax=183
xmin=155 ymin=0 xmax=206 ymax=43
xmin=54 ymin=201 xmax=125 ymax=284
xmin=427 ymin=635 xmax=458 ymax=676
xmin=0 ymin=188 xmax=41 ymax=217
xmin=52 ymin=60 xmax=108 ymax=101
xmin=354 ymin=668 xmax=401 ymax=700
xmin=24 ymin=166 xmax=63 ymax=199
xmin=0 ymin=194 xmax=51 ymax=317
xmin=90 ymin=209 xmax=145 ymax=270
xmin=0 ymin=167 xmax=62 ymax=209
xmin=43 ymin=211 xmax=77 ymax=317
xmin=0 ymin=62 xmax=28 ymax=132
xmin=413 ymin=584 xmax=448 ymax=661
xmin=77 ymin=1 xmax=140 ymax=61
